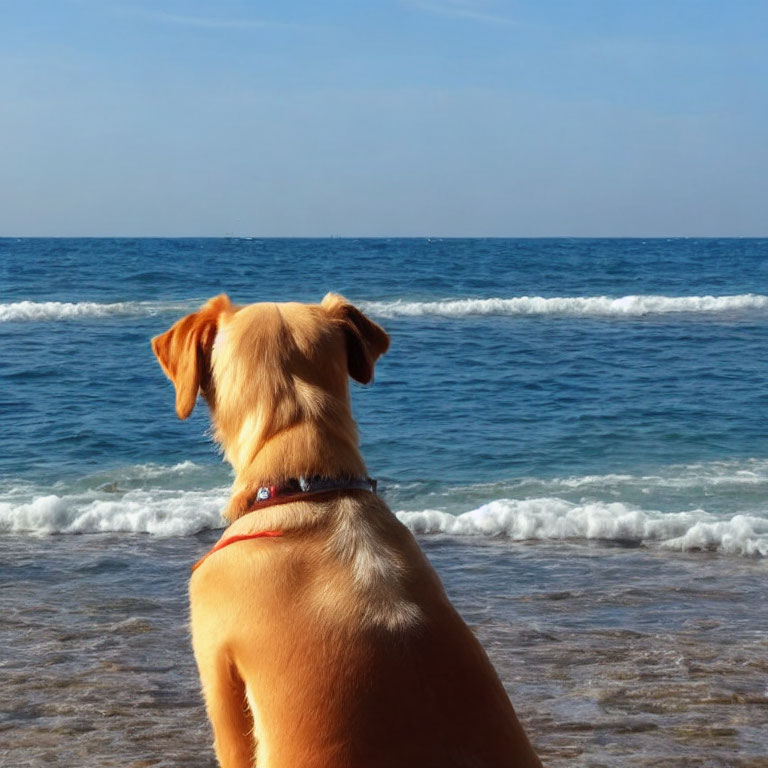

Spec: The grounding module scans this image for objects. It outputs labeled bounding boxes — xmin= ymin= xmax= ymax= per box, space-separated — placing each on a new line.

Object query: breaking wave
xmin=3 ymin=294 xmax=768 ymax=322
xmin=0 ymin=488 xmax=229 ymax=537
xmin=362 ymin=294 xmax=768 ymax=318
xmin=2 ymin=488 xmax=765 ymax=556
xmin=396 ymin=501 xmax=768 ymax=557
xmin=1 ymin=459 xmax=766 ymax=556
xmin=0 ymin=462 xmax=230 ymax=536
xmin=0 ymin=299 xmax=199 ymax=322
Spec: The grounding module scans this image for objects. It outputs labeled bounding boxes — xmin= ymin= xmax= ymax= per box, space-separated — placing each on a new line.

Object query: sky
xmin=0 ymin=0 xmax=766 ymax=236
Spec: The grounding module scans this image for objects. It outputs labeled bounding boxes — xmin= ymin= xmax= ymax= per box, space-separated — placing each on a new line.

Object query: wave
xmin=0 ymin=299 xmax=199 ymax=323
xmin=2 ymin=458 xmax=766 ymax=555
xmin=396 ymin=500 xmax=768 ymax=557
xmin=2 ymin=491 xmax=766 ymax=558
xmin=3 ymin=294 xmax=767 ymax=323
xmin=0 ymin=461 xmax=230 ymax=536
xmin=448 ymin=458 xmax=768 ymax=497
xmin=65 ymin=460 xmax=228 ymax=490
xmin=2 ymin=488 xmax=765 ymax=556
xmin=362 ymin=294 xmax=768 ymax=318
xmin=0 ymin=488 xmax=229 ymax=536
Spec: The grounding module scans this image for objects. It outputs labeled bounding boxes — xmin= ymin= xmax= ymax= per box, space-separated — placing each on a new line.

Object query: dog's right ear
xmin=151 ymin=294 xmax=232 ymax=419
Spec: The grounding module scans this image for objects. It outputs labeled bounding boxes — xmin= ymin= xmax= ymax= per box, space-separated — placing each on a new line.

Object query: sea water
xmin=1 ymin=238 xmax=767 ymax=766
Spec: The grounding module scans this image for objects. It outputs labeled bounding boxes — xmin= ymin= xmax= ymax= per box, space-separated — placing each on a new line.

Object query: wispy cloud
xmin=404 ymin=0 xmax=520 ymax=26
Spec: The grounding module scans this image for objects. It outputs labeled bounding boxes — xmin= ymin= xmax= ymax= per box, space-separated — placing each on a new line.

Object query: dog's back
xmin=190 ymin=493 xmax=541 ymax=767
xmin=153 ymin=294 xmax=542 ymax=768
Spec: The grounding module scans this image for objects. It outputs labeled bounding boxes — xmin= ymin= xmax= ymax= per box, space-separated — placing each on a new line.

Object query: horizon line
xmin=1 ymin=234 xmax=767 ymax=240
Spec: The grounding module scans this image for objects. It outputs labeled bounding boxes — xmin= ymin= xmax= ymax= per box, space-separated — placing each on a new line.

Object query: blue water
xmin=2 ymin=238 xmax=767 ymax=488
xmin=2 ymin=238 xmax=768 ymax=766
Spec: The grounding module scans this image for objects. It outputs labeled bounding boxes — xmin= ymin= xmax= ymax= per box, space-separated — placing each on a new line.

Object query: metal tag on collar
xmin=256 ymin=486 xmax=271 ymax=502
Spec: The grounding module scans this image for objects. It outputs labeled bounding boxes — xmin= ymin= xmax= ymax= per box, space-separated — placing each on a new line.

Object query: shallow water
xmin=2 ymin=237 xmax=768 ymax=764
xmin=2 ymin=533 xmax=767 ymax=766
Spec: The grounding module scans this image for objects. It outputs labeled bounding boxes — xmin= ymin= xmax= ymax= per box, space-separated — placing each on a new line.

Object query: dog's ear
xmin=151 ymin=294 xmax=232 ymax=419
xmin=322 ymin=293 xmax=390 ymax=384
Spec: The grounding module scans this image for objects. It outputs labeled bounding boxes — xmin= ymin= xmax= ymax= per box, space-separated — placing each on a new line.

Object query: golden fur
xmin=152 ymin=293 xmax=542 ymax=768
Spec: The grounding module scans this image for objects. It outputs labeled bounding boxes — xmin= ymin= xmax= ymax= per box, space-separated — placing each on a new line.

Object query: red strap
xmin=192 ymin=530 xmax=283 ymax=573
xmin=191 ymin=486 xmax=357 ymax=573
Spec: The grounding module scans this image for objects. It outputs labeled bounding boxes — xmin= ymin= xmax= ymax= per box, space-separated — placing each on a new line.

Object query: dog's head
xmin=151 ymin=294 xmax=389 ymax=450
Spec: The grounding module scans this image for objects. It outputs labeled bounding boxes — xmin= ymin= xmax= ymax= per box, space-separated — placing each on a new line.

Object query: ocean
xmin=1 ymin=237 xmax=767 ymax=766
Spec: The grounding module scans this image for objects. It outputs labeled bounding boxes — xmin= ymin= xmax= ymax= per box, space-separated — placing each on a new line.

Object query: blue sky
xmin=1 ymin=0 xmax=766 ymax=236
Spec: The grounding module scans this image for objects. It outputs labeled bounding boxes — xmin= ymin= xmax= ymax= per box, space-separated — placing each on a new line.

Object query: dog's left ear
xmin=322 ymin=293 xmax=390 ymax=384
xmin=151 ymin=294 xmax=233 ymax=419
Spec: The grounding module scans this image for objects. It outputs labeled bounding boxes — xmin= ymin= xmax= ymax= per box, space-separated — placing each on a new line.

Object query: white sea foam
xmin=0 ymin=299 xmax=198 ymax=322
xmin=2 ymin=459 xmax=767 ymax=555
xmin=396 ymin=500 xmax=768 ymax=557
xmin=362 ymin=294 xmax=768 ymax=318
xmin=0 ymin=488 xmax=228 ymax=536
xmin=3 ymin=294 xmax=767 ymax=322
xmin=1 ymin=486 xmax=766 ymax=556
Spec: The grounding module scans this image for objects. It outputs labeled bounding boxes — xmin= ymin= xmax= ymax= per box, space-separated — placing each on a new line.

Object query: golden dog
xmin=152 ymin=293 xmax=542 ymax=768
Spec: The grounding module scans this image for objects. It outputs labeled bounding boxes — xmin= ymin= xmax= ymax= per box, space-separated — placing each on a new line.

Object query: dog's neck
xmin=222 ymin=412 xmax=367 ymax=522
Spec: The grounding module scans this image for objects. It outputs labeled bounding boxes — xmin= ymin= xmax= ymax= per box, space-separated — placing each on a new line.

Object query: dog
xmin=152 ymin=293 xmax=542 ymax=768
